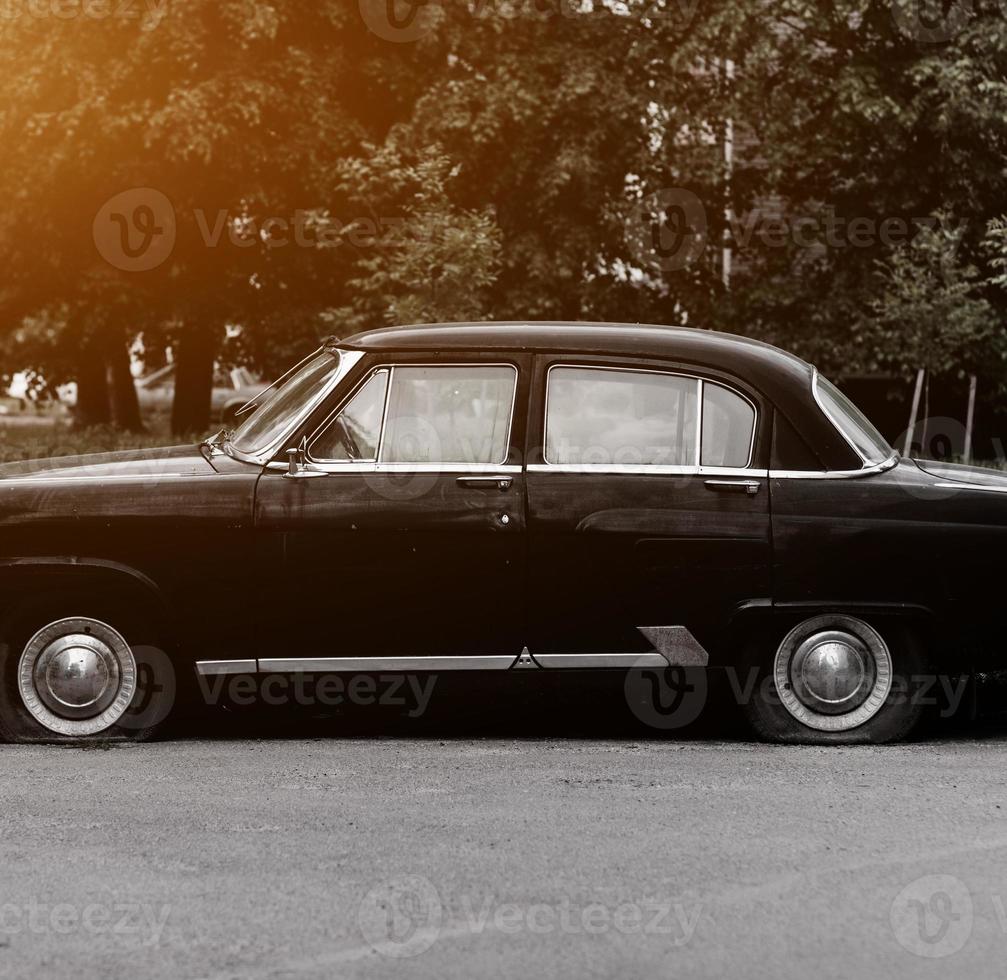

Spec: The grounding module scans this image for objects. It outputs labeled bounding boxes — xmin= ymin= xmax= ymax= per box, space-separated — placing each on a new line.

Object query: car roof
xmin=341 ymin=320 xmax=814 ymax=403
xmin=339 ymin=320 xmax=861 ymax=469
xmin=342 ymin=320 xmax=799 ymax=364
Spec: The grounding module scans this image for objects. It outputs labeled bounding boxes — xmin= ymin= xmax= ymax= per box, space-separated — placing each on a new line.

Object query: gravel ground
xmin=2 ymin=717 xmax=1007 ymax=979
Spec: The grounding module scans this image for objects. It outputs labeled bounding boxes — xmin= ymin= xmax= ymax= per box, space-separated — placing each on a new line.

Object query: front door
xmin=525 ymin=356 xmax=771 ymax=668
xmin=253 ymin=354 xmax=529 ymax=669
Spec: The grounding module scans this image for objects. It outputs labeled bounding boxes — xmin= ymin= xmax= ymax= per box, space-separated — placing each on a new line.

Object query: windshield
xmin=814 ymin=373 xmax=894 ymax=466
xmin=230 ymin=349 xmax=342 ymax=456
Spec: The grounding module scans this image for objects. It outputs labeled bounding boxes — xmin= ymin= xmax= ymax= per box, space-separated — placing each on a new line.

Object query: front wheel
xmin=0 ymin=608 xmax=176 ymax=744
xmin=741 ymin=614 xmax=927 ymax=744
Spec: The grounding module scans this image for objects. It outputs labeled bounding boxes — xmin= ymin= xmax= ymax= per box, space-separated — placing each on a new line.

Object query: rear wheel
xmin=0 ymin=604 xmax=176 ymax=744
xmin=742 ymin=614 xmax=927 ymax=744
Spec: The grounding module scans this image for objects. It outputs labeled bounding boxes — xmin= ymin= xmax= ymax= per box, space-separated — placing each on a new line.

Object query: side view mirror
xmin=284 ymin=437 xmax=327 ymax=480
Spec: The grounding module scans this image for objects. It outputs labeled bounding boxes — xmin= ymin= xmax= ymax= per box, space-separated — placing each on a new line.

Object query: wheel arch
xmin=0 ymin=557 xmax=175 ymax=638
xmin=724 ymin=599 xmax=949 ymax=669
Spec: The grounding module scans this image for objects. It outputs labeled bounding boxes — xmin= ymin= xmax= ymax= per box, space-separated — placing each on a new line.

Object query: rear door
xmin=525 ymin=355 xmax=771 ymax=667
xmin=253 ymin=353 xmax=530 ymax=668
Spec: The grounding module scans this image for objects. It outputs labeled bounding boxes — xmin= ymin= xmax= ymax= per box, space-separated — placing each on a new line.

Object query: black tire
xmin=0 ymin=595 xmax=178 ymax=745
xmin=741 ymin=616 xmax=928 ymax=745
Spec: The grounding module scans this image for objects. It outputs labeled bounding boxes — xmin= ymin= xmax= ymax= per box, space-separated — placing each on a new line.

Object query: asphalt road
xmin=2 ymin=721 xmax=1007 ymax=979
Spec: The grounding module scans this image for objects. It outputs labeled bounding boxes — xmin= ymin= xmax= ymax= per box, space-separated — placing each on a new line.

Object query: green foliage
xmin=330 ymin=146 xmax=502 ymax=334
xmin=868 ymin=212 xmax=1002 ymax=385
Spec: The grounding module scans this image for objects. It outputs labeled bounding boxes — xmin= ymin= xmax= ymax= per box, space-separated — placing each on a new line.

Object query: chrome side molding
xmin=196 ymin=660 xmax=257 ymax=676
xmin=198 ymin=631 xmax=710 ymax=676
xmin=532 ymin=652 xmax=668 ymax=669
xmin=257 ymin=655 xmax=516 ymax=672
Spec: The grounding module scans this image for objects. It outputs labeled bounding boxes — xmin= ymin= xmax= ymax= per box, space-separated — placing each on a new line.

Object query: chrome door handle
xmin=704 ymin=479 xmax=761 ymax=495
xmin=457 ymin=476 xmax=513 ymax=491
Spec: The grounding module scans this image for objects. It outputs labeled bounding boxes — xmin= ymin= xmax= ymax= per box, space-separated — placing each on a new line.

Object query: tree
xmin=330 ymin=145 xmax=502 ymax=333
xmin=0 ymin=0 xmax=440 ymax=432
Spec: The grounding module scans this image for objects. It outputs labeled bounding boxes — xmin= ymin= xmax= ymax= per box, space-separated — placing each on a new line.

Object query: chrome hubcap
xmin=18 ymin=618 xmax=136 ymax=736
xmin=775 ymin=616 xmax=892 ymax=732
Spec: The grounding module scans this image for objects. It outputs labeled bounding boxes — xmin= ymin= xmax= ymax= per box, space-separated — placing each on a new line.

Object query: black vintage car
xmin=1 ymin=322 xmax=1003 ymax=745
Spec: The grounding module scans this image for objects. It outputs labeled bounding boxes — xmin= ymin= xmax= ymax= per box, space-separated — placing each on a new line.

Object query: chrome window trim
xmin=307 ymin=361 xmax=519 ymax=468
xmin=526 ymin=463 xmax=766 ymax=477
xmin=542 ymin=363 xmax=757 ymax=470
xmin=526 ymin=453 xmax=899 ymax=480
xmin=769 ymin=454 xmax=900 ymax=480
xmin=264 ymin=461 xmax=523 ymax=475
xmin=227 ymin=349 xmax=365 ymax=466
xmin=810 ymin=367 xmax=895 ymax=470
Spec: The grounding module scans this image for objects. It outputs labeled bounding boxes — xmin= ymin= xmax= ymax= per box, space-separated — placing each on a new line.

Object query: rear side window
xmin=701 ymin=382 xmax=756 ymax=467
xmin=544 ymin=366 xmax=756 ymax=468
xmin=545 ymin=367 xmax=698 ymax=466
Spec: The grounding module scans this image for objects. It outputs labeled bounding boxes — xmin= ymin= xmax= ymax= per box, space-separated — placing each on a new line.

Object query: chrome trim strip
xmin=769 ymin=454 xmax=899 ymax=480
xmin=196 ymin=660 xmax=257 ymax=676
xmin=533 ymin=652 xmax=669 ymax=669
xmin=257 ymin=655 xmax=516 ymax=672
xmin=526 ymin=463 xmax=766 ymax=477
xmin=541 ymin=362 xmax=758 ymax=469
xmin=265 ymin=462 xmax=523 ymax=475
xmin=0 ymin=473 xmax=189 ymax=484
xmin=694 ymin=378 xmax=704 ymax=467
xmin=812 ymin=367 xmax=869 ymax=466
xmin=811 ymin=368 xmax=897 ymax=472
xmin=933 ymin=481 xmax=1007 ymax=494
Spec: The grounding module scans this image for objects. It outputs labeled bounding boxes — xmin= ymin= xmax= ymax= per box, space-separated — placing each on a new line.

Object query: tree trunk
xmin=171 ymin=326 xmax=216 ymax=437
xmin=108 ymin=331 xmax=145 ymax=432
xmin=74 ymin=339 xmax=112 ymax=428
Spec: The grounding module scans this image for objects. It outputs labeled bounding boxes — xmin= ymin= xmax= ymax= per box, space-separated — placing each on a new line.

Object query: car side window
xmin=311 ymin=369 xmax=389 ymax=461
xmin=544 ymin=365 xmax=756 ymax=468
xmin=545 ymin=367 xmax=698 ymax=465
xmin=311 ymin=364 xmax=517 ymax=465
xmin=701 ymin=382 xmax=756 ymax=467
xmin=380 ymin=365 xmax=516 ymax=464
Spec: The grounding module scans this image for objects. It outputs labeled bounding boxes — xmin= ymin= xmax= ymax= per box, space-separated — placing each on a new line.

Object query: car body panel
xmin=0 ymin=322 xmax=1003 ymax=688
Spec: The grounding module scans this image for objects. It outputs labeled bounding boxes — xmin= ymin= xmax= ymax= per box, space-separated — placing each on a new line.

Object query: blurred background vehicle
xmin=134 ymin=364 xmax=263 ymax=426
